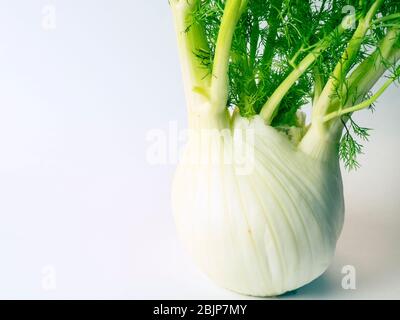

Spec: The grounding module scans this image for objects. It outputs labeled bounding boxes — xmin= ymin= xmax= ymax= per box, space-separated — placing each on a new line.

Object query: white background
xmin=0 ymin=1 xmax=399 ymax=299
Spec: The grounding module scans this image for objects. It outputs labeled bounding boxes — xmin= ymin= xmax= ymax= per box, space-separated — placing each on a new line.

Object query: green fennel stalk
xmin=171 ymin=0 xmax=400 ymax=169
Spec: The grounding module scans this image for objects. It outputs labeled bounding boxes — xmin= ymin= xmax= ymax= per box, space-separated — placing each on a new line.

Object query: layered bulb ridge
xmin=172 ymin=112 xmax=344 ymax=297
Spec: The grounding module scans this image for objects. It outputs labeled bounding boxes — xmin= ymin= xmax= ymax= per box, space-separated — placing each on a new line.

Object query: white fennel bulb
xmin=172 ymin=110 xmax=344 ymax=296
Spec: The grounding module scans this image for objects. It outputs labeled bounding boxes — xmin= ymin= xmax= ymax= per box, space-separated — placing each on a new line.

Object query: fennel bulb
xmin=170 ymin=0 xmax=400 ymax=296
xmin=172 ymin=111 xmax=344 ymax=296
